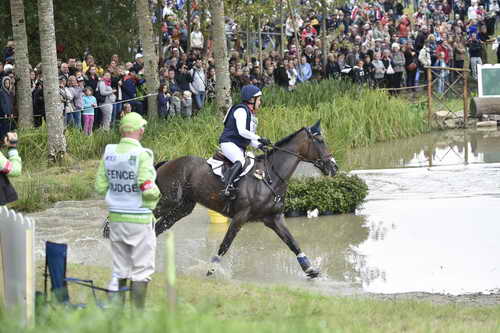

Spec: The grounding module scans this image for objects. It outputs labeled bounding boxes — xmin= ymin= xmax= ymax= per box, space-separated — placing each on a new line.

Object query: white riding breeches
xmin=220 ymin=142 xmax=245 ymax=165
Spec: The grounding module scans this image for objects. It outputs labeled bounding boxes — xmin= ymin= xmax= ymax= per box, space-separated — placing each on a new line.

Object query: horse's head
xmin=302 ymin=120 xmax=338 ymax=176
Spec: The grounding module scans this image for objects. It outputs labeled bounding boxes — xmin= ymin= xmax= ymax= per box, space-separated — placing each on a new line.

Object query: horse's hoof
xmin=306 ymin=268 xmax=320 ymax=278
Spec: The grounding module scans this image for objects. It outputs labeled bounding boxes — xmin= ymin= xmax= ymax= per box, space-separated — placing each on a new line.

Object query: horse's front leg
xmin=262 ymin=214 xmax=320 ymax=278
xmin=206 ymin=214 xmax=246 ymax=276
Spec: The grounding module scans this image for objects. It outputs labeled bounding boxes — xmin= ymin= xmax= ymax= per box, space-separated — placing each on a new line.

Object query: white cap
xmin=391 ymin=42 xmax=400 ymax=49
xmin=135 ymin=53 xmax=143 ymax=60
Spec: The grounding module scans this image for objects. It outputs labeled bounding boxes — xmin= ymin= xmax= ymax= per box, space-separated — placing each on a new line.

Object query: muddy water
xmin=32 ymin=129 xmax=500 ymax=296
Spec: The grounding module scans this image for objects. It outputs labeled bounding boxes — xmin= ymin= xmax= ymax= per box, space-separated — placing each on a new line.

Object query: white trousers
xmin=220 ymin=142 xmax=245 ymax=165
xmin=109 ymin=221 xmax=156 ymax=282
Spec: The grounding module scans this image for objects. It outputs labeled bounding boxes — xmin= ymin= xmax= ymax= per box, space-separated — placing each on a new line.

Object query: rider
xmin=219 ymin=84 xmax=271 ymax=196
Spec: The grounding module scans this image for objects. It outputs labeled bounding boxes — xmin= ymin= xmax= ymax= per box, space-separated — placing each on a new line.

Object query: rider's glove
xmin=258 ymin=144 xmax=269 ymax=153
xmin=258 ymin=137 xmax=272 ymax=147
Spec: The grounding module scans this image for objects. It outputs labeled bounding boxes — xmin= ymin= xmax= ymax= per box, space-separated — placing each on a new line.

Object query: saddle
xmin=207 ymin=151 xmax=255 ymax=183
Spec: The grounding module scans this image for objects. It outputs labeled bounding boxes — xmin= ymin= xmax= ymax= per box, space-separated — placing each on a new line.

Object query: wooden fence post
xmin=463 ymin=69 xmax=469 ymax=128
xmin=165 ymin=230 xmax=176 ymax=311
xmin=427 ymin=67 xmax=432 ymax=126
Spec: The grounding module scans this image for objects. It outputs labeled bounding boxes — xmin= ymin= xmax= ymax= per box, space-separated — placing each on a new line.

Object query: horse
xmin=153 ymin=120 xmax=338 ymax=278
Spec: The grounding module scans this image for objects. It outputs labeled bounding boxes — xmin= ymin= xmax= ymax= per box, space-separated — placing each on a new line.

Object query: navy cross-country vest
xmin=219 ymin=104 xmax=255 ymax=149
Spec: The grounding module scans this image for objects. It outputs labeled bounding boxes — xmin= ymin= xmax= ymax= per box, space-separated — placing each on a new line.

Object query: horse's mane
xmin=273 ymin=127 xmax=305 ymax=147
xmin=255 ymin=127 xmax=305 ymax=161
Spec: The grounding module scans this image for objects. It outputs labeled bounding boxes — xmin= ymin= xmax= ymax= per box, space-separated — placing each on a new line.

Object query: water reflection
xmin=348 ymin=129 xmax=500 ymax=294
xmin=355 ymin=197 xmax=500 ymax=295
xmin=346 ymin=128 xmax=500 ymax=169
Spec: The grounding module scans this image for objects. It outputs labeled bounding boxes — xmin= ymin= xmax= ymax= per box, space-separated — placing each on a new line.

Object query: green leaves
xmin=284 ymin=173 xmax=369 ymax=216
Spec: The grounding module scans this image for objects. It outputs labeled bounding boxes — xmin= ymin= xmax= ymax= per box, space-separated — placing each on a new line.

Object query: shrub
xmin=284 ymin=173 xmax=368 ymax=216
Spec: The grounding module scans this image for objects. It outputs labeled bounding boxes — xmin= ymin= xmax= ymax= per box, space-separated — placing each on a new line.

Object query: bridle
xmin=261 ymin=127 xmax=335 ymax=193
xmin=270 ymin=127 xmax=333 ymax=170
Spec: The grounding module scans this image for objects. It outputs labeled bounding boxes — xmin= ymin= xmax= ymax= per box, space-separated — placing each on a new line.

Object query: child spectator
xmin=82 ymin=87 xmax=97 ymax=135
xmin=180 ymin=90 xmax=192 ymax=118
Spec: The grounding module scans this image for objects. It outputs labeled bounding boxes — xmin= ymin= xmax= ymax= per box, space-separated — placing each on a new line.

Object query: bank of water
xmin=32 ymin=129 xmax=500 ymax=297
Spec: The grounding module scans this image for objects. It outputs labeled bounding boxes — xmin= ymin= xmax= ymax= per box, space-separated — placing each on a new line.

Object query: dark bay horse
xmin=153 ymin=120 xmax=338 ymax=278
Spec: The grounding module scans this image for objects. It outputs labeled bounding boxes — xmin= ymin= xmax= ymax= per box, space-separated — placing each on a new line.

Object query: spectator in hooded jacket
xmin=122 ymin=69 xmax=145 ymax=115
xmin=0 ymin=77 xmax=14 ymax=138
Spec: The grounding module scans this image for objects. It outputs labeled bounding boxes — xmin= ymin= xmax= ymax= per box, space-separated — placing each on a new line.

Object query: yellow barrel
xmin=207 ymin=209 xmax=229 ymax=224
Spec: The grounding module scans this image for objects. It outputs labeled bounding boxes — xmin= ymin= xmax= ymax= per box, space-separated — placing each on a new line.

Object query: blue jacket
xmin=297 ymin=63 xmax=312 ymax=82
xmin=219 ymin=104 xmax=252 ymax=149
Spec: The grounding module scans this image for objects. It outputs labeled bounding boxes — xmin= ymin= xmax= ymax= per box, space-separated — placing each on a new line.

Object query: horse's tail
xmin=155 ymin=161 xmax=169 ymax=170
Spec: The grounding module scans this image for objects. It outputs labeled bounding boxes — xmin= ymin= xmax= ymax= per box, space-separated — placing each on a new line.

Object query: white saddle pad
xmin=207 ymin=151 xmax=255 ymax=181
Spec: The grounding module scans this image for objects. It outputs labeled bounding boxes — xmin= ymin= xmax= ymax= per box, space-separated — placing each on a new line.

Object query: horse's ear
xmin=310 ymin=120 xmax=321 ymax=135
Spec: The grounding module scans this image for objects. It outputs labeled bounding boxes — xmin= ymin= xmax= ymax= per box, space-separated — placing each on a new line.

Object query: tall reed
xmin=17 ymin=80 xmax=426 ymax=170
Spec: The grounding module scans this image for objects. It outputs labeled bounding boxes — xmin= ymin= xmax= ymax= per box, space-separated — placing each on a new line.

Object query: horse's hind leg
xmin=262 ymin=214 xmax=320 ymax=278
xmin=154 ymin=199 xmax=196 ymax=236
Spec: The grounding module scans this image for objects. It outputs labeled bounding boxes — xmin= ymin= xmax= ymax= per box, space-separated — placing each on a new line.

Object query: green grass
xmin=2 ymin=264 xmax=499 ymax=332
xmin=9 ymin=80 xmax=427 ymax=213
xmin=9 ymin=160 xmax=99 ymax=212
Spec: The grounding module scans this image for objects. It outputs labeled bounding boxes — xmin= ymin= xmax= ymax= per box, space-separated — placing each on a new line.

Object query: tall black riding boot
xmin=130 ymin=281 xmax=148 ymax=309
xmin=223 ymin=161 xmax=242 ymax=196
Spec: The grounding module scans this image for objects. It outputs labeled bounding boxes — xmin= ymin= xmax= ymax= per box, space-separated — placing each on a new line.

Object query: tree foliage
xmin=1 ymin=0 xmax=137 ymax=66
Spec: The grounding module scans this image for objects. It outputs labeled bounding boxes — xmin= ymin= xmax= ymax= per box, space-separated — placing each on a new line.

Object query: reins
xmin=259 ymin=132 xmax=332 ymax=203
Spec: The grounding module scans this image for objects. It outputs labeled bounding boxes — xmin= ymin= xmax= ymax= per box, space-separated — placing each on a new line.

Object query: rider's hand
xmin=258 ymin=144 xmax=269 ymax=153
xmin=258 ymin=137 xmax=272 ymax=147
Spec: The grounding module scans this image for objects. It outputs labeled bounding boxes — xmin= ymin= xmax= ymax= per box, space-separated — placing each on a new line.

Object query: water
xmin=32 ymin=128 xmax=500 ymax=296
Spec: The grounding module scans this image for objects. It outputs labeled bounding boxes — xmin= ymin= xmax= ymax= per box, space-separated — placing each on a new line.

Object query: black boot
xmin=108 ymin=278 xmax=128 ymax=306
xmin=117 ymin=279 xmax=128 ymax=305
xmin=130 ymin=281 xmax=148 ymax=309
xmin=223 ymin=161 xmax=242 ymax=197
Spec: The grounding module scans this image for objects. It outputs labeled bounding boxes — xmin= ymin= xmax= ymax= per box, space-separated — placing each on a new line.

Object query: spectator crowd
xmin=1 ymin=0 xmax=500 ymax=132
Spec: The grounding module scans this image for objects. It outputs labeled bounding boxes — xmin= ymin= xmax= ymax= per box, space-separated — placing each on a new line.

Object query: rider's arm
xmin=234 ymin=108 xmax=261 ymax=147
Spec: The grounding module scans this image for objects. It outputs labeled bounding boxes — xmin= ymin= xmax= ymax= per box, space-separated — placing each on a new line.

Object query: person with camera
xmin=0 ymin=132 xmax=21 ymax=205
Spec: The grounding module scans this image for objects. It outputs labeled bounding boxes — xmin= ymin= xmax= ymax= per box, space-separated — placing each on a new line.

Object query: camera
xmin=3 ymin=132 xmax=18 ymax=146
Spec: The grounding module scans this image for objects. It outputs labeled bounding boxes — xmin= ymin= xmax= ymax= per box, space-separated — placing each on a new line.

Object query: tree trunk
xmin=286 ymin=0 xmax=301 ymax=57
xmin=187 ymin=0 xmax=192 ymax=52
xmin=10 ymin=0 xmax=33 ymax=129
xmin=210 ymin=0 xmax=232 ymax=114
xmin=279 ymin=0 xmax=284 ymax=57
xmin=38 ymin=0 xmax=66 ymax=161
xmin=258 ymin=17 xmax=262 ymax=72
xmin=136 ymin=0 xmax=159 ymax=120
xmin=321 ymin=0 xmax=328 ymax=68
